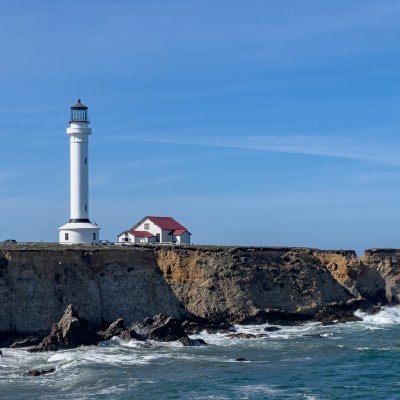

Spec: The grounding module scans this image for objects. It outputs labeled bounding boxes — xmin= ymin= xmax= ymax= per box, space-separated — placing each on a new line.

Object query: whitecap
xmin=355 ymin=305 xmax=400 ymax=326
xmin=235 ymin=383 xmax=285 ymax=396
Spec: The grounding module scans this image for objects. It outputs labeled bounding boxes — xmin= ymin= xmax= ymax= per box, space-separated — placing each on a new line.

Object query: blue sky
xmin=0 ymin=1 xmax=399 ymax=254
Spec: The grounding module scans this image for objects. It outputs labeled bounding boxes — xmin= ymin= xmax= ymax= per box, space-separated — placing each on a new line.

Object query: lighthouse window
xmin=85 ymin=157 xmax=87 ymax=164
xmin=93 ymin=233 xmax=96 ymax=241
xmin=85 ymin=205 xmax=87 ymax=211
xmin=65 ymin=233 xmax=69 ymax=241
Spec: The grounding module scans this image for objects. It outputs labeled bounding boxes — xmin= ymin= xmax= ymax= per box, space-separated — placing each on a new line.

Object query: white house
xmin=118 ymin=216 xmax=191 ymax=245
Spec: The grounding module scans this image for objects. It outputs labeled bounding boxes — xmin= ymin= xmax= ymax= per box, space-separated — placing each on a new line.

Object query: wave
xmin=355 ymin=305 xmax=400 ymax=326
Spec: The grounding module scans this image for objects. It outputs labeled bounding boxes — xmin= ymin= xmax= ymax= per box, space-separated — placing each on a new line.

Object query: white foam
xmin=235 ymin=383 xmax=284 ymax=396
xmin=355 ymin=305 xmax=400 ymax=326
xmin=47 ymin=352 xmax=76 ymax=363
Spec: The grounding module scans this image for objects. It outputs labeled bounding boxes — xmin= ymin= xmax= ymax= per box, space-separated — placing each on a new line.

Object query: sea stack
xmin=59 ymin=100 xmax=100 ymax=244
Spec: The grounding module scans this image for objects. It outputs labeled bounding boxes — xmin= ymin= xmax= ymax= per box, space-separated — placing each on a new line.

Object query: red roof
xmin=131 ymin=216 xmax=191 ymax=236
xmin=172 ymin=229 xmax=187 ymax=235
xmin=146 ymin=216 xmax=187 ymax=230
xmin=128 ymin=230 xmax=155 ymax=238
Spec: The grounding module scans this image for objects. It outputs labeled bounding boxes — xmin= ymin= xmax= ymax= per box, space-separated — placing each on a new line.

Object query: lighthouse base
xmin=59 ymin=221 xmax=100 ymax=244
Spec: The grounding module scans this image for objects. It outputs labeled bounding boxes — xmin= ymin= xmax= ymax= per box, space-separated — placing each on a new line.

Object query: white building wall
xmin=177 ymin=231 xmax=191 ymax=244
xmin=117 ymin=232 xmax=157 ymax=244
xmin=59 ymin=224 xmax=100 ymax=244
xmin=67 ymin=123 xmax=92 ymax=221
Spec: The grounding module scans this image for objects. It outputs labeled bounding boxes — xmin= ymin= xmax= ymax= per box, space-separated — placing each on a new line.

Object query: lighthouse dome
xmin=70 ymin=99 xmax=90 ymax=123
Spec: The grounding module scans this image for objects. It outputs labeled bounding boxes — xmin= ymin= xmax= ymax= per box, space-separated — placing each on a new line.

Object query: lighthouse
xmin=59 ymin=99 xmax=100 ymax=244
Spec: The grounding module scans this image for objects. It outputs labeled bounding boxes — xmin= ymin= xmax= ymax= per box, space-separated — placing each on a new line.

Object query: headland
xmin=1 ymin=243 xmax=399 ymax=341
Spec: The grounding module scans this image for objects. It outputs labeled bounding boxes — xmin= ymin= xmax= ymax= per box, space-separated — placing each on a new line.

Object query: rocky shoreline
xmin=1 ymin=244 xmax=400 ymax=350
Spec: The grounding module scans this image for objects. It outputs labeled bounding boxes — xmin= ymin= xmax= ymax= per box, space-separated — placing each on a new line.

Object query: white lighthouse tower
xmin=59 ymin=99 xmax=100 ymax=244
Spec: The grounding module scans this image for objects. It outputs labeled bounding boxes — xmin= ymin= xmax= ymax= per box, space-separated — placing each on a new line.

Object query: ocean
xmin=2 ymin=307 xmax=400 ymax=400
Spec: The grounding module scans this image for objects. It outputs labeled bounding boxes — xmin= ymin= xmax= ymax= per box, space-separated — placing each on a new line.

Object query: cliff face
xmin=2 ymin=245 xmax=400 ymax=333
xmin=0 ymin=247 xmax=189 ymax=333
xmin=156 ymin=247 xmax=356 ymax=323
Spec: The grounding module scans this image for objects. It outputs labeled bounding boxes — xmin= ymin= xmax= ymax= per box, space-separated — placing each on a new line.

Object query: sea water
xmin=1 ymin=307 xmax=400 ymax=399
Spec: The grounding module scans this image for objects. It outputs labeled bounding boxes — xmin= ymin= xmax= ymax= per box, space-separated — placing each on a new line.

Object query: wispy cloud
xmin=115 ymin=174 xmax=188 ymax=190
xmin=114 ymin=133 xmax=400 ymax=166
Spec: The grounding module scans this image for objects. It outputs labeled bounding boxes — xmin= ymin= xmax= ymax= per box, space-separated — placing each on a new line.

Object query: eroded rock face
xmin=360 ymin=249 xmax=400 ymax=304
xmin=2 ymin=245 xmax=400 ymax=336
xmin=0 ymin=247 xmax=190 ymax=333
xmin=156 ymin=247 xmax=357 ymax=324
xmin=313 ymin=249 xmax=400 ymax=305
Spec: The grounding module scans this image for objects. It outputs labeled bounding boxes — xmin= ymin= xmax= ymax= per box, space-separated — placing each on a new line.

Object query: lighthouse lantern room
xmin=59 ymin=99 xmax=100 ymax=244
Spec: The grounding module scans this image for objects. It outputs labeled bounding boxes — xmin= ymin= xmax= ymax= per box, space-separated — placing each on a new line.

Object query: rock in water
xmin=10 ymin=335 xmax=44 ymax=348
xmin=129 ymin=314 xmax=197 ymax=346
xmin=263 ymin=326 xmax=281 ymax=332
xmin=97 ymin=318 xmax=126 ymax=341
xmin=97 ymin=318 xmax=142 ymax=342
xmin=148 ymin=315 xmax=187 ymax=341
xmin=310 ymin=304 xmax=362 ymax=325
xmin=28 ymin=305 xmax=99 ymax=352
xmin=23 ymin=368 xmax=55 ymax=377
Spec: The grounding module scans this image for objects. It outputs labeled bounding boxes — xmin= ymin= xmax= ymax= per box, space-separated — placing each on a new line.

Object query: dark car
xmin=99 ymin=240 xmax=113 ymax=246
xmin=2 ymin=239 xmax=17 ymax=244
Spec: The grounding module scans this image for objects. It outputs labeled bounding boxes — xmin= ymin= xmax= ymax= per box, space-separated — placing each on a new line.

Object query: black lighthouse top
xmin=70 ymin=99 xmax=90 ymax=123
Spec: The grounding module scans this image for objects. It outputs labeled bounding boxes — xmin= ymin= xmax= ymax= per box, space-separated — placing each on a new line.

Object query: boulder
xmin=28 ymin=305 xmax=99 ymax=352
xmin=97 ymin=318 xmax=142 ymax=342
xmin=10 ymin=335 xmax=44 ymax=348
xmin=129 ymin=314 xmax=198 ymax=346
xmin=181 ymin=316 xmax=234 ymax=334
xmin=310 ymin=305 xmax=361 ymax=325
xmin=23 ymin=368 xmax=56 ymax=377
xmin=263 ymin=326 xmax=280 ymax=332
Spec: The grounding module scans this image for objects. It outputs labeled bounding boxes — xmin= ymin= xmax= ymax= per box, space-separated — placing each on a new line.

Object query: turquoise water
xmin=2 ymin=307 xmax=400 ymax=399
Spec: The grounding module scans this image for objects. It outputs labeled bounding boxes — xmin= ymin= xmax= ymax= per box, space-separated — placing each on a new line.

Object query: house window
xmin=156 ymin=233 xmax=160 ymax=243
xmin=140 ymin=237 xmax=146 ymax=244
xmin=144 ymin=223 xmax=150 ymax=230
xmin=65 ymin=233 xmax=69 ymax=241
xmin=93 ymin=233 xmax=96 ymax=241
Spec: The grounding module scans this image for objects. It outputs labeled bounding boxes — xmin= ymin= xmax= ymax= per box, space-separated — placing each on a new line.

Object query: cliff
xmin=156 ymin=246 xmax=356 ymax=323
xmin=0 ymin=246 xmax=189 ymax=333
xmin=2 ymin=244 xmax=400 ymax=334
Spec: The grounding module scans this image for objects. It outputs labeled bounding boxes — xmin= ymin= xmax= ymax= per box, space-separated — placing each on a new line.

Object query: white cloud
xmin=114 ymin=133 xmax=400 ymax=166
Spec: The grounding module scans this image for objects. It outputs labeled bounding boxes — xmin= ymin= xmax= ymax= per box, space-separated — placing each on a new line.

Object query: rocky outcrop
xmin=27 ymin=306 xmax=205 ymax=351
xmin=97 ymin=318 xmax=135 ymax=342
xmin=129 ymin=314 xmax=194 ymax=346
xmin=2 ymin=244 xmax=400 ymax=337
xmin=28 ymin=305 xmax=99 ymax=352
